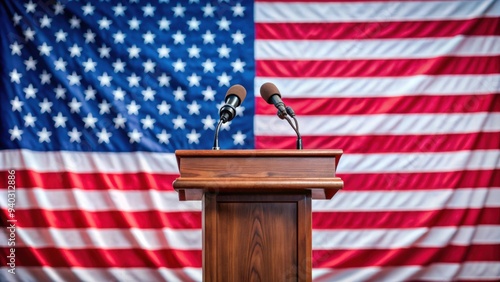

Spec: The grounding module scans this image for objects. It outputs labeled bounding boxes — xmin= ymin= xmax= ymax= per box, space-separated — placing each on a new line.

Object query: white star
xmin=84 ymin=29 xmax=96 ymax=43
xmin=68 ymin=98 xmax=82 ymax=113
xmin=113 ymin=31 xmax=126 ymax=44
xmin=172 ymin=115 xmax=187 ymax=129
xmin=127 ymin=73 xmax=141 ymax=87
xmin=24 ymin=28 xmax=35 ymax=41
xmin=186 ymin=129 xmax=201 ymax=144
xmin=55 ymin=29 xmax=67 ymax=42
xmin=98 ymin=44 xmax=111 ymax=58
xmin=39 ymin=15 xmax=52 ymax=28
xmin=67 ymin=71 xmax=81 ymax=86
xmin=128 ymin=129 xmax=143 ymax=143
xmin=69 ymin=44 xmax=82 ymax=57
xmin=113 ymin=59 xmax=126 ymax=73
xmin=157 ymin=130 xmax=171 ymax=144
xmin=143 ymin=31 xmax=155 ymax=44
xmin=141 ymin=115 xmax=156 ymax=129
xmin=83 ymin=113 xmax=98 ymax=128
xmin=217 ymin=17 xmax=231 ymax=31
xmin=173 ymin=59 xmax=186 ymax=72
xmin=53 ymin=112 xmax=68 ymax=128
xmin=68 ymin=128 xmax=82 ymax=143
xmin=143 ymin=59 xmax=156 ymax=73
xmin=24 ymin=113 xmax=36 ymax=127
xmin=9 ymin=69 xmax=22 ymax=84
xmin=70 ymin=16 xmax=81 ymax=28
xmin=127 ymin=45 xmax=141 ymax=58
xmin=54 ymin=57 xmax=67 ymax=71
xmin=98 ymin=72 xmax=112 ymax=87
xmin=39 ymin=70 xmax=51 ymax=85
xmin=232 ymin=30 xmax=246 ymax=44
xmin=187 ymin=101 xmax=201 ymax=115
xmin=82 ymin=3 xmax=95 ymax=15
xmin=39 ymin=98 xmax=52 ymax=113
xmin=217 ymin=44 xmax=231 ymax=58
xmin=187 ymin=17 xmax=200 ymax=30
xmin=98 ymin=17 xmax=112 ymax=29
xmin=97 ymin=128 xmax=112 ymax=144
xmin=236 ymin=105 xmax=245 ymax=117
xmin=83 ymin=58 xmax=97 ymax=72
xmin=127 ymin=100 xmax=141 ymax=115
xmin=202 ymin=86 xmax=216 ymax=101
xmin=10 ymin=41 xmax=23 ymax=55
xmin=24 ymin=83 xmax=37 ymax=98
xmin=128 ymin=17 xmax=141 ymax=30
xmin=55 ymin=85 xmax=66 ymax=99
xmin=9 ymin=126 xmax=23 ymax=141
xmin=173 ymin=87 xmax=186 ymax=101
xmin=84 ymin=86 xmax=96 ymax=100
xmin=158 ymin=73 xmax=171 ymax=87
xmin=158 ymin=17 xmax=170 ymax=30
xmin=24 ymin=1 xmax=37 ymax=13
xmin=202 ymin=3 xmax=216 ymax=17
xmin=38 ymin=43 xmax=52 ymax=56
xmin=113 ymin=3 xmax=126 ymax=16
xmin=158 ymin=45 xmax=170 ymax=58
xmin=202 ymin=30 xmax=215 ymax=44
xmin=13 ymin=13 xmax=22 ymax=26
xmin=113 ymin=114 xmax=127 ymax=128
xmin=172 ymin=3 xmax=186 ymax=17
xmin=232 ymin=3 xmax=246 ymax=17
xmin=217 ymin=72 xmax=232 ymax=87
xmin=142 ymin=87 xmax=156 ymax=101
xmin=187 ymin=45 xmax=201 ymax=58
xmin=53 ymin=2 xmax=64 ymax=15
xmin=172 ymin=31 xmax=186 ymax=44
xmin=37 ymin=128 xmax=52 ymax=143
xmin=98 ymin=100 xmax=111 ymax=114
xmin=232 ymin=130 xmax=246 ymax=145
xmin=187 ymin=73 xmax=201 ymax=87
xmin=142 ymin=3 xmax=155 ymax=16
xmin=24 ymin=56 xmax=37 ymax=70
xmin=113 ymin=88 xmax=126 ymax=101
xmin=202 ymin=115 xmax=216 ymax=130
xmin=11 ymin=96 xmax=24 ymax=112
xmin=202 ymin=59 xmax=216 ymax=73
xmin=157 ymin=101 xmax=171 ymax=115
xmin=231 ymin=58 xmax=246 ymax=73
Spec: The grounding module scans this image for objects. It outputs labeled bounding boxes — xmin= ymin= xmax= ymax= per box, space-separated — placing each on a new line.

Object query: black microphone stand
xmin=277 ymin=106 xmax=303 ymax=150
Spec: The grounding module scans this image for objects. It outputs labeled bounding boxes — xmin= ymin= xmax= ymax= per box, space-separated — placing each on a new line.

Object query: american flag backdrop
xmin=1 ymin=0 xmax=499 ymax=281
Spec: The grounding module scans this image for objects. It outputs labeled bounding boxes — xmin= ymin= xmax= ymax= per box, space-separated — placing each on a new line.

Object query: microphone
xmin=213 ymin=84 xmax=247 ymax=150
xmin=219 ymin=84 xmax=246 ymax=123
xmin=260 ymin=82 xmax=287 ymax=117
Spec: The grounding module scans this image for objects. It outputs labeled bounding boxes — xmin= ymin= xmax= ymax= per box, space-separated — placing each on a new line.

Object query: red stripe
xmin=257 ymin=57 xmax=500 ymax=78
xmin=313 ymin=245 xmax=500 ymax=268
xmin=0 ymin=247 xmax=201 ymax=268
xmin=256 ymin=132 xmax=500 ymax=153
xmin=313 ymin=208 xmax=500 ymax=229
xmin=256 ymin=94 xmax=500 ymax=115
xmin=256 ymin=18 xmax=500 ymax=40
xmin=1 ymin=209 xmax=201 ymax=229
xmin=0 ymin=170 xmax=178 ymax=190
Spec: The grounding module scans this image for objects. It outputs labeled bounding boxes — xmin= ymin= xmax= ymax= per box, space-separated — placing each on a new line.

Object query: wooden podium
xmin=173 ymin=150 xmax=343 ymax=282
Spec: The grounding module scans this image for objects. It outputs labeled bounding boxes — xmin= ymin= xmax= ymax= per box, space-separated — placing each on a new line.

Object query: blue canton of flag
xmin=0 ymin=0 xmax=255 ymax=153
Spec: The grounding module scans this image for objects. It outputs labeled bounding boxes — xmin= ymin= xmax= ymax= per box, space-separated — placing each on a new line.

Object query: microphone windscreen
xmin=260 ymin=82 xmax=281 ymax=104
xmin=225 ymin=84 xmax=247 ymax=105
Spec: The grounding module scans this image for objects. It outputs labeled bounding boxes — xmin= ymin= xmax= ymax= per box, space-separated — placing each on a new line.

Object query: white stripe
xmin=2 ymin=188 xmax=498 ymax=212
xmin=255 ymin=113 xmax=500 ymax=136
xmin=313 ymin=262 xmax=500 ymax=282
xmin=0 ymin=267 xmax=202 ymax=282
xmin=2 ymin=225 xmax=496 ymax=250
xmin=254 ymin=74 xmax=500 ymax=97
xmin=255 ymin=1 xmax=500 ymax=23
xmin=256 ymin=36 xmax=500 ymax=60
xmin=0 ymin=149 xmax=179 ymax=173
xmin=313 ymin=225 xmax=500 ymax=249
xmin=313 ymin=188 xmax=500 ymax=211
